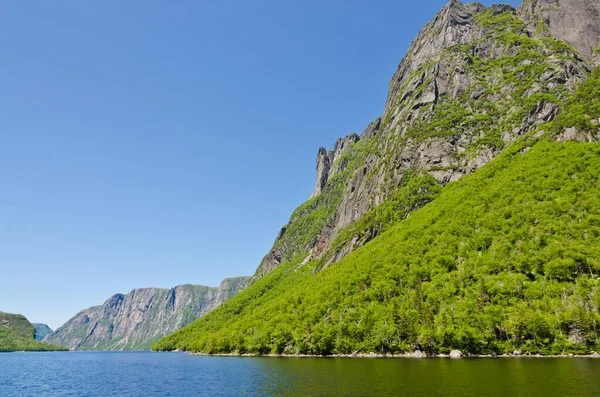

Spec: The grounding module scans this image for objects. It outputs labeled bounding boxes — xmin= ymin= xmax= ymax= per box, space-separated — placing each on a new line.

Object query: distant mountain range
xmin=44 ymin=277 xmax=248 ymax=350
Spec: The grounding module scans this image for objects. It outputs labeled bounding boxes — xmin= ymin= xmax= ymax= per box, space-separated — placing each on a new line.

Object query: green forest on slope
xmin=253 ymin=5 xmax=587 ymax=279
xmin=0 ymin=312 xmax=67 ymax=352
xmin=154 ymin=67 xmax=600 ymax=356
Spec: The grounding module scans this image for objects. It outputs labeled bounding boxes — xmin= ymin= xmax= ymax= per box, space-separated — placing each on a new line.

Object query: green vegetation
xmin=405 ymin=7 xmax=575 ymax=151
xmin=0 ymin=312 xmax=35 ymax=339
xmin=0 ymin=328 xmax=68 ymax=352
xmin=254 ymin=137 xmax=371 ymax=276
xmin=270 ymin=170 xmax=348 ymax=260
xmin=321 ymin=173 xmax=442 ymax=269
xmin=154 ymin=136 xmax=600 ymax=355
xmin=548 ymin=67 xmax=600 ymax=135
xmin=153 ymin=4 xmax=600 ymax=355
xmin=302 ymin=6 xmax=584 ymax=273
xmin=254 ymin=7 xmax=586 ymax=283
xmin=0 ymin=312 xmax=67 ymax=352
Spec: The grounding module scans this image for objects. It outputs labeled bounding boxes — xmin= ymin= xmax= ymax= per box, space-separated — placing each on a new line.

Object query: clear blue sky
xmin=0 ymin=0 xmax=521 ymax=329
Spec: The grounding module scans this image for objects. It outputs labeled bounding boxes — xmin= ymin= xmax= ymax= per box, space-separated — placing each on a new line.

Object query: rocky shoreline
xmin=185 ymin=350 xmax=600 ymax=359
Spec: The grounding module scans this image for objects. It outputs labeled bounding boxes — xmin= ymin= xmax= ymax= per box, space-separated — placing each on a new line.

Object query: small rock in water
xmin=513 ymin=350 xmax=522 ymax=356
xmin=449 ymin=350 xmax=462 ymax=359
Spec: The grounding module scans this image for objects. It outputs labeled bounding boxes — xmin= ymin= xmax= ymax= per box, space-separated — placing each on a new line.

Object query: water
xmin=1 ymin=352 xmax=599 ymax=396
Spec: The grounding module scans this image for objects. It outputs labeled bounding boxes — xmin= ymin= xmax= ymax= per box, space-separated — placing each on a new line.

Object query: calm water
xmin=1 ymin=352 xmax=599 ymax=396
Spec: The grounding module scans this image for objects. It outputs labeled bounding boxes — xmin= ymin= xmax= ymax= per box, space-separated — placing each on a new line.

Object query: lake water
xmin=1 ymin=351 xmax=599 ymax=396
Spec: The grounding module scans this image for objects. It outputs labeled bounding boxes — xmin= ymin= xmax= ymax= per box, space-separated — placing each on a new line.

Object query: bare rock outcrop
xmin=311 ymin=148 xmax=331 ymax=198
xmin=43 ymin=277 xmax=249 ymax=350
xmin=311 ymin=133 xmax=360 ymax=198
xmin=518 ymin=0 xmax=600 ymax=63
xmin=252 ymin=0 xmax=599 ymax=280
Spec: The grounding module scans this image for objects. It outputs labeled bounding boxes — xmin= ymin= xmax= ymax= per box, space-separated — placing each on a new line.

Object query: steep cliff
xmin=518 ymin=0 xmax=600 ymax=63
xmin=154 ymin=0 xmax=600 ymax=356
xmin=44 ymin=277 xmax=248 ymax=350
xmin=254 ymin=0 xmax=599 ymax=280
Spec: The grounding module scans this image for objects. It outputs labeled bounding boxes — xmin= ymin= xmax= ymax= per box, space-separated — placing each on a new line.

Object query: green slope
xmin=153 ymin=139 xmax=600 ymax=356
xmin=0 ymin=312 xmax=67 ymax=352
xmin=0 ymin=312 xmax=35 ymax=340
xmin=252 ymin=5 xmax=588 ymax=280
xmin=153 ymin=68 xmax=600 ymax=355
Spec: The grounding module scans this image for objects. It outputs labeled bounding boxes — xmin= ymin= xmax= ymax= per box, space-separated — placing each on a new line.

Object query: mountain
xmin=252 ymin=0 xmax=597 ymax=281
xmin=33 ymin=323 xmax=53 ymax=341
xmin=0 ymin=311 xmax=67 ymax=352
xmin=153 ymin=0 xmax=600 ymax=356
xmin=44 ymin=277 xmax=249 ymax=350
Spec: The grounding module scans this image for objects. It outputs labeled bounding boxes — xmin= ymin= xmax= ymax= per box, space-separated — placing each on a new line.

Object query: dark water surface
xmin=1 ymin=351 xmax=599 ymax=396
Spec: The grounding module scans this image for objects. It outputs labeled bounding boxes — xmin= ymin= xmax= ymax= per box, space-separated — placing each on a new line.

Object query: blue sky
xmin=0 ymin=0 xmax=521 ymax=329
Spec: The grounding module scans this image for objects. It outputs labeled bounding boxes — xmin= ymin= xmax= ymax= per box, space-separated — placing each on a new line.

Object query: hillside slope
xmin=154 ymin=138 xmax=600 ymax=355
xmin=0 ymin=312 xmax=67 ymax=352
xmin=45 ymin=277 xmax=248 ymax=350
xmin=33 ymin=323 xmax=53 ymax=341
xmin=252 ymin=0 xmax=598 ymax=282
xmin=154 ymin=0 xmax=600 ymax=355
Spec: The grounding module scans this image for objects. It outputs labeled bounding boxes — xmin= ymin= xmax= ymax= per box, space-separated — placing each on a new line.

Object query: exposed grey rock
xmin=311 ymin=133 xmax=360 ymax=198
xmin=331 ymin=134 xmax=360 ymax=174
xmin=311 ymin=147 xmax=331 ymax=198
xmin=385 ymin=1 xmax=488 ymax=114
xmin=450 ymin=349 xmax=463 ymax=358
xmin=413 ymin=350 xmax=426 ymax=358
xmin=256 ymin=247 xmax=285 ymax=279
xmin=252 ymin=0 xmax=598 ymax=280
xmin=518 ymin=0 xmax=600 ymax=63
xmin=360 ymin=117 xmax=381 ymax=140
xmin=556 ymin=126 xmax=600 ymax=142
xmin=568 ymin=327 xmax=585 ymax=344
xmin=43 ymin=277 xmax=249 ymax=350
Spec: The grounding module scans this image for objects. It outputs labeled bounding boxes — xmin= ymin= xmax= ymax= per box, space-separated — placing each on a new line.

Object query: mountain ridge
xmin=44 ymin=277 xmax=248 ymax=350
xmin=153 ymin=0 xmax=600 ymax=355
xmin=253 ymin=0 xmax=599 ymax=281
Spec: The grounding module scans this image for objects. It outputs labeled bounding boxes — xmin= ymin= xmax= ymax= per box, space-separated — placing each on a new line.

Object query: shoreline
xmin=185 ymin=351 xmax=600 ymax=359
xmin=9 ymin=349 xmax=600 ymax=358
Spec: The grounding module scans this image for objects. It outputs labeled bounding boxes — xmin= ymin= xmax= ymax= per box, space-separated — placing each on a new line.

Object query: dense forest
xmin=154 ymin=66 xmax=600 ymax=356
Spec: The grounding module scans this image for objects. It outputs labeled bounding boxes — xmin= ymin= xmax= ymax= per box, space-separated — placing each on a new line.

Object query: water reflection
xmin=252 ymin=357 xmax=600 ymax=397
xmin=1 ymin=352 xmax=599 ymax=397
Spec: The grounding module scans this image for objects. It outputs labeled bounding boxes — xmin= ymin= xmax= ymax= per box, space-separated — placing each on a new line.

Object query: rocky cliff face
xmin=44 ymin=277 xmax=248 ymax=350
xmin=519 ymin=0 xmax=600 ymax=63
xmin=253 ymin=0 xmax=600 ymax=280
